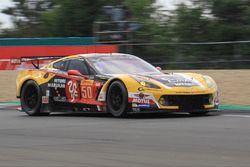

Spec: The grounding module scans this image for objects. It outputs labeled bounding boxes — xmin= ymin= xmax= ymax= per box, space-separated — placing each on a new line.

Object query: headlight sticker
xmin=133 ymin=75 xmax=161 ymax=89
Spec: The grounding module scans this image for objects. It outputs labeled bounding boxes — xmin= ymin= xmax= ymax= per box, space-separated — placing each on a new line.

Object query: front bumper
xmin=129 ymin=91 xmax=219 ymax=113
xmin=130 ymin=100 xmax=219 ymax=113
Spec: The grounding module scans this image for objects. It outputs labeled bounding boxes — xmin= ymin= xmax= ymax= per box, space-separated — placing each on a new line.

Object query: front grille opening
xmin=160 ymin=94 xmax=212 ymax=110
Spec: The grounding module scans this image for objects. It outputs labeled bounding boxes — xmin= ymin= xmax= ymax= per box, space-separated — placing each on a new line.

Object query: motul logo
xmin=132 ymin=98 xmax=150 ymax=104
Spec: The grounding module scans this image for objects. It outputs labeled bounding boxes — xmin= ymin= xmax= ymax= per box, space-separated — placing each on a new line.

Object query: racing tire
xmin=107 ymin=81 xmax=128 ymax=118
xmin=20 ymin=80 xmax=49 ymax=116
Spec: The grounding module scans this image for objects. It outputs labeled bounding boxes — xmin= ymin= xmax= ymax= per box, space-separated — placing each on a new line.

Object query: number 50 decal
xmin=81 ymin=86 xmax=93 ymax=99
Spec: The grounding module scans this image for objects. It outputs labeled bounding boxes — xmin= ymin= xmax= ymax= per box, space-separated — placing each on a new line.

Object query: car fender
xmin=97 ymin=74 xmax=140 ymax=102
xmin=16 ymin=70 xmax=56 ymax=97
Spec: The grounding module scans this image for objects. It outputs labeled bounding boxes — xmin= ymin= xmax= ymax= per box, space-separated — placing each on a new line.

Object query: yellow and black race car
xmin=16 ymin=53 xmax=219 ymax=117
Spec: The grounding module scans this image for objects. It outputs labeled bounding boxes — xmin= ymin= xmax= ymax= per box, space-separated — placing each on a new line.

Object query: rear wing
xmin=10 ymin=56 xmax=65 ymax=69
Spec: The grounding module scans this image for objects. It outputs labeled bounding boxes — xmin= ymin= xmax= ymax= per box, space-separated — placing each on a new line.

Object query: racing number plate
xmin=80 ymin=80 xmax=97 ymax=102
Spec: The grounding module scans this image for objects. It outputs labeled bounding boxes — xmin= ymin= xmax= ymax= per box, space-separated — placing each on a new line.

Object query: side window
xmin=68 ymin=59 xmax=89 ymax=75
xmin=53 ymin=60 xmax=68 ymax=71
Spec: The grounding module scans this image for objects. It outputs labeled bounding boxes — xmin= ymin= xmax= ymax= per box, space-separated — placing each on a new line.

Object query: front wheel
xmin=20 ymin=80 xmax=48 ymax=116
xmin=107 ymin=81 xmax=128 ymax=117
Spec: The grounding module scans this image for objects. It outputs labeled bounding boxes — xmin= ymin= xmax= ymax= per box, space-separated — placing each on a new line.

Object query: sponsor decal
xmin=132 ymin=108 xmax=140 ymax=112
xmin=137 ymin=104 xmax=150 ymax=108
xmin=97 ymin=92 xmax=106 ymax=101
xmin=65 ymin=80 xmax=80 ymax=103
xmin=174 ymin=82 xmax=197 ymax=87
xmin=42 ymin=96 xmax=49 ymax=104
xmin=129 ymin=92 xmax=153 ymax=99
xmin=80 ymin=80 xmax=93 ymax=85
xmin=128 ymin=92 xmax=160 ymax=108
xmin=46 ymin=90 xmax=50 ymax=96
xmin=129 ymin=92 xmax=157 ymax=103
xmin=10 ymin=59 xmax=21 ymax=64
xmin=132 ymin=98 xmax=150 ymax=104
xmin=95 ymin=82 xmax=101 ymax=87
xmin=48 ymin=78 xmax=66 ymax=88
xmin=54 ymin=78 xmax=66 ymax=83
xmin=163 ymin=78 xmax=199 ymax=87
xmin=134 ymin=93 xmax=150 ymax=99
xmin=140 ymin=74 xmax=201 ymax=87
xmin=53 ymin=96 xmax=67 ymax=102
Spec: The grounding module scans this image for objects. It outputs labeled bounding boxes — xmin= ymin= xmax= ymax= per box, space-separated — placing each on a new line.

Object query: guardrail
xmin=117 ymin=41 xmax=250 ymax=69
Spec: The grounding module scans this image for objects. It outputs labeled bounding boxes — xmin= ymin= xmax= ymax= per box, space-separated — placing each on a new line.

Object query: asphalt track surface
xmin=0 ymin=109 xmax=250 ymax=167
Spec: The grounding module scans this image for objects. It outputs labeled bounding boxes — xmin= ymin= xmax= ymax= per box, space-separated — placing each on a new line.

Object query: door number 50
xmin=81 ymin=86 xmax=93 ymax=98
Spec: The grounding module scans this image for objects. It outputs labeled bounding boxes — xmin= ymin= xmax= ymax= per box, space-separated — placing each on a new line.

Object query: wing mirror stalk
xmin=156 ymin=66 xmax=162 ymax=71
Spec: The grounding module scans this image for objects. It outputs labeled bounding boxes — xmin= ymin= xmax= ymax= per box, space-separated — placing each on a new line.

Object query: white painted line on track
xmin=223 ymin=114 xmax=250 ymax=118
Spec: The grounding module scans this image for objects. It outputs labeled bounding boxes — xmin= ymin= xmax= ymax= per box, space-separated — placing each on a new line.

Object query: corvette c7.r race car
xmin=16 ymin=53 xmax=219 ymax=117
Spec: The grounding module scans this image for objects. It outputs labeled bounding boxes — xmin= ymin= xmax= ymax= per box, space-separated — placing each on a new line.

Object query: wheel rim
xmin=109 ymin=85 xmax=123 ymax=111
xmin=24 ymin=85 xmax=38 ymax=109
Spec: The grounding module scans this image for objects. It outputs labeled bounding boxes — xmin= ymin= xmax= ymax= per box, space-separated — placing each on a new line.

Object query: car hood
xmin=101 ymin=72 xmax=205 ymax=88
xmin=135 ymin=73 xmax=203 ymax=87
xmin=97 ymin=73 xmax=208 ymax=92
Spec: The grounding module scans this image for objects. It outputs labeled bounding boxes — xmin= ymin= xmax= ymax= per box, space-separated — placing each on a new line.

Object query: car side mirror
xmin=67 ymin=70 xmax=89 ymax=79
xmin=156 ymin=66 xmax=162 ymax=71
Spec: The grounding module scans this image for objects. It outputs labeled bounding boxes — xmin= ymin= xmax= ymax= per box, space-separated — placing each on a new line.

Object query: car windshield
xmin=87 ymin=55 xmax=161 ymax=75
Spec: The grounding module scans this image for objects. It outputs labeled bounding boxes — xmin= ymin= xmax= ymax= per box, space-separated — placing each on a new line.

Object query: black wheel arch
xmin=105 ymin=78 xmax=128 ymax=103
xmin=106 ymin=79 xmax=128 ymax=100
xmin=20 ymin=79 xmax=51 ymax=116
xmin=20 ymin=79 xmax=49 ymax=98
xmin=18 ymin=79 xmax=33 ymax=99
xmin=106 ymin=79 xmax=130 ymax=117
xmin=20 ymin=80 xmax=41 ymax=115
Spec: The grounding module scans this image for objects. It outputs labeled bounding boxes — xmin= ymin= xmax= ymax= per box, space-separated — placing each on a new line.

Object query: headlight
xmin=139 ymin=80 xmax=161 ymax=89
xmin=203 ymin=75 xmax=216 ymax=88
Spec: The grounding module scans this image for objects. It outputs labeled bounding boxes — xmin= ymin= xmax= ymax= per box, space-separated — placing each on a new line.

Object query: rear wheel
xmin=21 ymin=80 xmax=49 ymax=116
xmin=107 ymin=81 xmax=128 ymax=117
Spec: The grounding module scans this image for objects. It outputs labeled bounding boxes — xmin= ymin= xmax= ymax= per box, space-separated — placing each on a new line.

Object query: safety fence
xmin=1 ymin=37 xmax=250 ymax=69
xmin=93 ymin=20 xmax=250 ymax=69
xmin=118 ymin=41 xmax=250 ymax=69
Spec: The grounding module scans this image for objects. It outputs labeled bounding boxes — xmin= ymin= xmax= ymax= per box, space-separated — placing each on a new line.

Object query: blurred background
xmin=1 ymin=0 xmax=250 ymax=69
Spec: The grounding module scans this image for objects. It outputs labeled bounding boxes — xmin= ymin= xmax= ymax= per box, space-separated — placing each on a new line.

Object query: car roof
xmin=72 ymin=53 xmax=135 ymax=58
xmin=44 ymin=53 xmax=136 ymax=68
